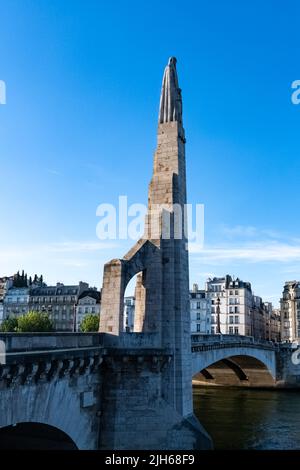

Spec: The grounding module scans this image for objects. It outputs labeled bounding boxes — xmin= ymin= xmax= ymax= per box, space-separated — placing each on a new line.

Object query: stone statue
xmin=158 ymin=56 xmax=182 ymax=124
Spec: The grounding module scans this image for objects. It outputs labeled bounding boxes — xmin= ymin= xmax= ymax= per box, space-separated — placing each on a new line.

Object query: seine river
xmin=193 ymin=387 xmax=300 ymax=449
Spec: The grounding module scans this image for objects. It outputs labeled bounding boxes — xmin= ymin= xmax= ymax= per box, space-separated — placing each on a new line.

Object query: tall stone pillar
xmin=100 ymin=57 xmax=194 ymax=418
xmin=147 ymin=58 xmax=192 ymax=417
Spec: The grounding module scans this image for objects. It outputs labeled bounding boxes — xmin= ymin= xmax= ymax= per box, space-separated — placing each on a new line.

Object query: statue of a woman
xmin=159 ymin=57 xmax=182 ymax=124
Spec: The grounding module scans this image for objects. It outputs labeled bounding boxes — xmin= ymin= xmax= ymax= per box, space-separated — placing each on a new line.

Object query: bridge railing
xmin=191 ymin=334 xmax=277 ymax=352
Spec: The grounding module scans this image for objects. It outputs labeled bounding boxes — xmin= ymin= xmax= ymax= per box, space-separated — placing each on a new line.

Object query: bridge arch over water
xmin=192 ymin=337 xmax=277 ymax=387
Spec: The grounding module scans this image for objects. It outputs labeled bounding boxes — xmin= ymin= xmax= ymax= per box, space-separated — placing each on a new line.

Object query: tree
xmin=17 ymin=311 xmax=53 ymax=332
xmin=13 ymin=270 xmax=29 ymax=287
xmin=80 ymin=314 xmax=99 ymax=332
xmin=0 ymin=317 xmax=18 ymax=332
xmin=13 ymin=271 xmax=21 ymax=287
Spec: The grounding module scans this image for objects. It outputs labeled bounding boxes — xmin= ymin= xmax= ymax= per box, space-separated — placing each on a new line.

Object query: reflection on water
xmin=193 ymin=387 xmax=300 ymax=450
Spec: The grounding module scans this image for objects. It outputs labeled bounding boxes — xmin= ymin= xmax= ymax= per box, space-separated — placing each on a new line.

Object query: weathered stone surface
xmin=98 ymin=57 xmax=209 ymax=448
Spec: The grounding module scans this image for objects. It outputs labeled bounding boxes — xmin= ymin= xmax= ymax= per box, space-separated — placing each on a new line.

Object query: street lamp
xmin=216 ymin=295 xmax=221 ymax=334
xmin=73 ymin=303 xmax=77 ymax=332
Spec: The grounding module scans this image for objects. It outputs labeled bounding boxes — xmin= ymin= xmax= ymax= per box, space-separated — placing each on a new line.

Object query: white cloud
xmin=0 ymin=240 xmax=118 ymax=260
xmin=221 ymin=225 xmax=258 ymax=238
xmin=190 ymin=241 xmax=300 ymax=263
xmin=220 ymin=224 xmax=287 ymax=240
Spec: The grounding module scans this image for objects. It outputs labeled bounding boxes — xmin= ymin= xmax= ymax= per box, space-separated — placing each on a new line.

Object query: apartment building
xmin=190 ymin=284 xmax=211 ymax=334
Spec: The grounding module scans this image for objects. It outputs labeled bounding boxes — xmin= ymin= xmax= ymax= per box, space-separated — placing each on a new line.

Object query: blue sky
xmin=0 ymin=0 xmax=300 ymax=306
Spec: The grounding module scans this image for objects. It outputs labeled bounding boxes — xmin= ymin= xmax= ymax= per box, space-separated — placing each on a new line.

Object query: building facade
xmin=0 ymin=277 xmax=12 ymax=325
xmin=3 ymin=287 xmax=30 ymax=319
xmin=190 ymin=284 xmax=211 ymax=334
xmin=124 ymin=296 xmax=135 ymax=332
xmin=206 ymin=276 xmax=253 ymax=336
xmin=252 ymin=295 xmax=267 ymax=340
xmin=0 ymin=276 xmax=13 ymax=301
xmin=280 ymin=281 xmax=300 ymax=342
xmin=269 ymin=308 xmax=281 ymax=342
xmin=76 ymin=289 xmax=101 ymax=331
xmin=29 ymin=282 xmax=89 ymax=331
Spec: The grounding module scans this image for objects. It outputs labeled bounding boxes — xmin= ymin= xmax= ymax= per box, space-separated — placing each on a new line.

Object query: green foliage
xmin=17 ymin=311 xmax=53 ymax=332
xmin=1 ymin=312 xmax=53 ymax=332
xmin=13 ymin=271 xmax=45 ymax=288
xmin=80 ymin=314 xmax=99 ymax=332
xmin=0 ymin=317 xmax=18 ymax=332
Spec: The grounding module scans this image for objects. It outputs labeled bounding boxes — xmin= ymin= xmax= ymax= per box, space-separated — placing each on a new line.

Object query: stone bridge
xmin=0 ymin=332 xmax=211 ymax=450
xmin=0 ymin=332 xmax=298 ymax=449
xmin=191 ymin=335 xmax=277 ymax=387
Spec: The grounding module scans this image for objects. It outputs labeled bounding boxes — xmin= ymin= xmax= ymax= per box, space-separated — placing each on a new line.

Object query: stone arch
xmin=0 ymin=376 xmax=99 ymax=449
xmin=0 ymin=422 xmax=78 ymax=449
xmin=192 ymin=347 xmax=276 ymax=387
xmin=99 ymin=239 xmax=162 ymax=335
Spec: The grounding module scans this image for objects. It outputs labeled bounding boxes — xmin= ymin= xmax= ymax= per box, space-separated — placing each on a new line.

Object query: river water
xmin=193 ymin=387 xmax=300 ymax=449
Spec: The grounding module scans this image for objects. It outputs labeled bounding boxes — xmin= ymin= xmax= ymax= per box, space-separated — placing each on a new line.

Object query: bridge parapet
xmin=0 ymin=332 xmax=172 ymax=389
xmin=191 ymin=334 xmax=277 ymax=351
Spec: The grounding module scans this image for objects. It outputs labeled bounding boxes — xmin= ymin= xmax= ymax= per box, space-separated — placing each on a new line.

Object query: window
xmin=92 ymin=307 xmax=95 ymax=314
xmin=235 ymin=290 xmax=239 ymax=295
xmin=234 ymin=315 xmax=239 ymax=324
xmin=229 ymin=316 xmax=233 ymax=324
xmin=196 ymin=324 xmax=201 ymax=332
xmin=211 ymin=307 xmax=215 ymax=313
xmin=197 ymin=312 xmax=201 ymax=321
xmin=234 ymin=327 xmax=239 ymax=335
xmin=230 ymin=290 xmax=233 ymax=295
xmin=85 ymin=307 xmax=88 ymax=313
xmin=229 ymin=326 xmax=233 ymax=334
xmin=197 ymin=302 xmax=201 ymax=309
xmin=234 ymin=306 xmax=239 ymax=313
xmin=229 ymin=306 xmax=234 ymax=313
xmin=211 ymin=326 xmax=215 ymax=334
